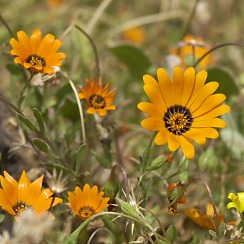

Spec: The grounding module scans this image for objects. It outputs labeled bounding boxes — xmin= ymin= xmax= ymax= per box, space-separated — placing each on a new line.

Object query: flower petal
xmin=154 ymin=130 xmax=168 ymax=145
xmin=188 ymin=82 xmax=219 ymax=112
xmin=172 ymin=66 xmax=184 ymax=105
xmin=181 ymin=67 xmax=196 ymax=106
xmin=143 ymin=84 xmax=167 ymax=112
xmin=141 ymin=118 xmax=165 ymax=131
xmin=179 ymin=136 xmax=195 ymax=159
xmin=157 ymin=68 xmax=172 ymax=107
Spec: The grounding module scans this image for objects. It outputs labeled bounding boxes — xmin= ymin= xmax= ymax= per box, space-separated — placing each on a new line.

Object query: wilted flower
xmin=167 ymin=182 xmax=187 ymax=215
xmin=0 ymin=170 xmax=63 ymax=217
xmin=78 ymin=78 xmax=117 ymax=117
xmin=45 ymin=169 xmax=68 ymax=194
xmin=10 ymin=29 xmax=66 ymax=75
xmin=170 ymin=35 xmax=214 ymax=70
xmin=68 ymin=184 xmax=110 ymax=219
xmin=137 ymin=66 xmax=230 ymax=159
xmin=13 ymin=209 xmax=54 ymax=243
xmin=31 ymin=66 xmax=61 ymax=87
xmin=184 ymin=203 xmax=224 ymax=230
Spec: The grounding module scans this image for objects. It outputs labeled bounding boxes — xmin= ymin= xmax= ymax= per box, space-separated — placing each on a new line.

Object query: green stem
xmin=60 ymin=25 xmax=100 ymax=80
xmin=142 ymin=132 xmax=157 ymax=172
xmin=61 ymin=72 xmax=86 ymax=144
xmin=86 ymin=0 xmax=113 ymax=35
xmin=110 ymin=164 xmax=130 ymax=201
xmin=181 ymin=0 xmax=200 ymax=38
xmin=0 ymin=14 xmax=14 ymax=37
xmin=193 ymin=42 xmax=244 ymax=68
xmin=62 ymin=211 xmax=168 ymax=244
xmin=18 ymin=73 xmax=34 ymax=110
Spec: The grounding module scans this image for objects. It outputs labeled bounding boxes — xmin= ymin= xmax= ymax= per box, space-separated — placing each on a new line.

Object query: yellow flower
xmin=227 ymin=192 xmax=244 ymax=218
xmin=122 ymin=27 xmax=146 ymax=44
xmin=184 ymin=203 xmax=224 ymax=230
xmin=0 ymin=171 xmax=63 ymax=217
xmin=78 ymin=78 xmax=117 ymax=117
xmin=68 ymin=184 xmax=110 ymax=219
xmin=137 ymin=66 xmax=230 ymax=159
xmin=10 ymin=29 xmax=66 ymax=75
xmin=171 ymin=35 xmax=214 ymax=70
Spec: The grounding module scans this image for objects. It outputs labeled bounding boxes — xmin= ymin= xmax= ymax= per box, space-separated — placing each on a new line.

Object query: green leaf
xmin=110 ymin=44 xmax=152 ymax=79
xmin=0 ymin=214 xmax=5 ymax=224
xmin=116 ymin=198 xmax=142 ymax=220
xmin=206 ymin=67 xmax=239 ymax=101
xmin=166 ymin=225 xmax=177 ymax=242
xmin=18 ymin=113 xmax=37 ymax=131
xmin=6 ymin=63 xmax=23 ymax=76
xmin=218 ymin=222 xmax=226 ymax=237
xmin=209 ymin=230 xmax=217 ymax=239
xmin=147 ymin=155 xmax=167 ymax=171
xmin=33 ymin=108 xmax=48 ymax=137
xmin=60 ymin=99 xmax=79 ymax=121
xmin=33 ymin=138 xmax=49 ymax=153
xmin=75 ymin=143 xmax=87 ymax=174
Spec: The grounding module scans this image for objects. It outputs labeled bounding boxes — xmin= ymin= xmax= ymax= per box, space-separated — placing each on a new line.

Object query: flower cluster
xmin=2 ymin=21 xmax=242 ymax=243
xmin=0 ymin=171 xmax=109 ymax=220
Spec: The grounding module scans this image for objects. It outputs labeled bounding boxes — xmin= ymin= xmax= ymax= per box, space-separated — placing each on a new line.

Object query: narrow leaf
xmin=33 ymin=138 xmax=49 ymax=153
xmin=18 ymin=113 xmax=37 ymax=131
xmin=75 ymin=143 xmax=87 ymax=174
xmin=33 ymin=108 xmax=48 ymax=137
xmin=166 ymin=225 xmax=177 ymax=242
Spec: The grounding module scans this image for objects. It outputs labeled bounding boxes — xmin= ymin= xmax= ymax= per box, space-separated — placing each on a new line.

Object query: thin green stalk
xmin=60 ymin=25 xmax=100 ymax=80
xmin=86 ymin=0 xmax=113 ymax=35
xmin=110 ymin=164 xmax=130 ymax=201
xmin=193 ymin=42 xmax=244 ymax=68
xmin=18 ymin=73 xmax=34 ymax=110
xmin=0 ymin=14 xmax=14 ymax=37
xmin=181 ymin=0 xmax=200 ymax=38
xmin=62 ymin=211 xmax=168 ymax=244
xmin=109 ymin=10 xmax=184 ymax=37
xmin=61 ymin=72 xmax=86 ymax=144
xmin=142 ymin=132 xmax=157 ymax=172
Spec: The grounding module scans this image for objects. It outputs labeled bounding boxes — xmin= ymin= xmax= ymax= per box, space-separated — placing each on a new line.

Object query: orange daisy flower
xmin=122 ymin=27 xmax=146 ymax=44
xmin=10 ymin=29 xmax=66 ymax=75
xmin=0 ymin=171 xmax=63 ymax=217
xmin=137 ymin=66 xmax=230 ymax=159
xmin=68 ymin=184 xmax=110 ymax=219
xmin=78 ymin=78 xmax=117 ymax=117
xmin=171 ymin=35 xmax=214 ymax=70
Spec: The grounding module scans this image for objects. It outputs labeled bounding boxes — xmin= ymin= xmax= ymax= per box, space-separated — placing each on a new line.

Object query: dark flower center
xmin=89 ymin=94 xmax=106 ymax=109
xmin=13 ymin=201 xmax=33 ymax=216
xmin=164 ymin=105 xmax=193 ymax=135
xmin=26 ymin=55 xmax=46 ymax=67
xmin=79 ymin=206 xmax=95 ymax=218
